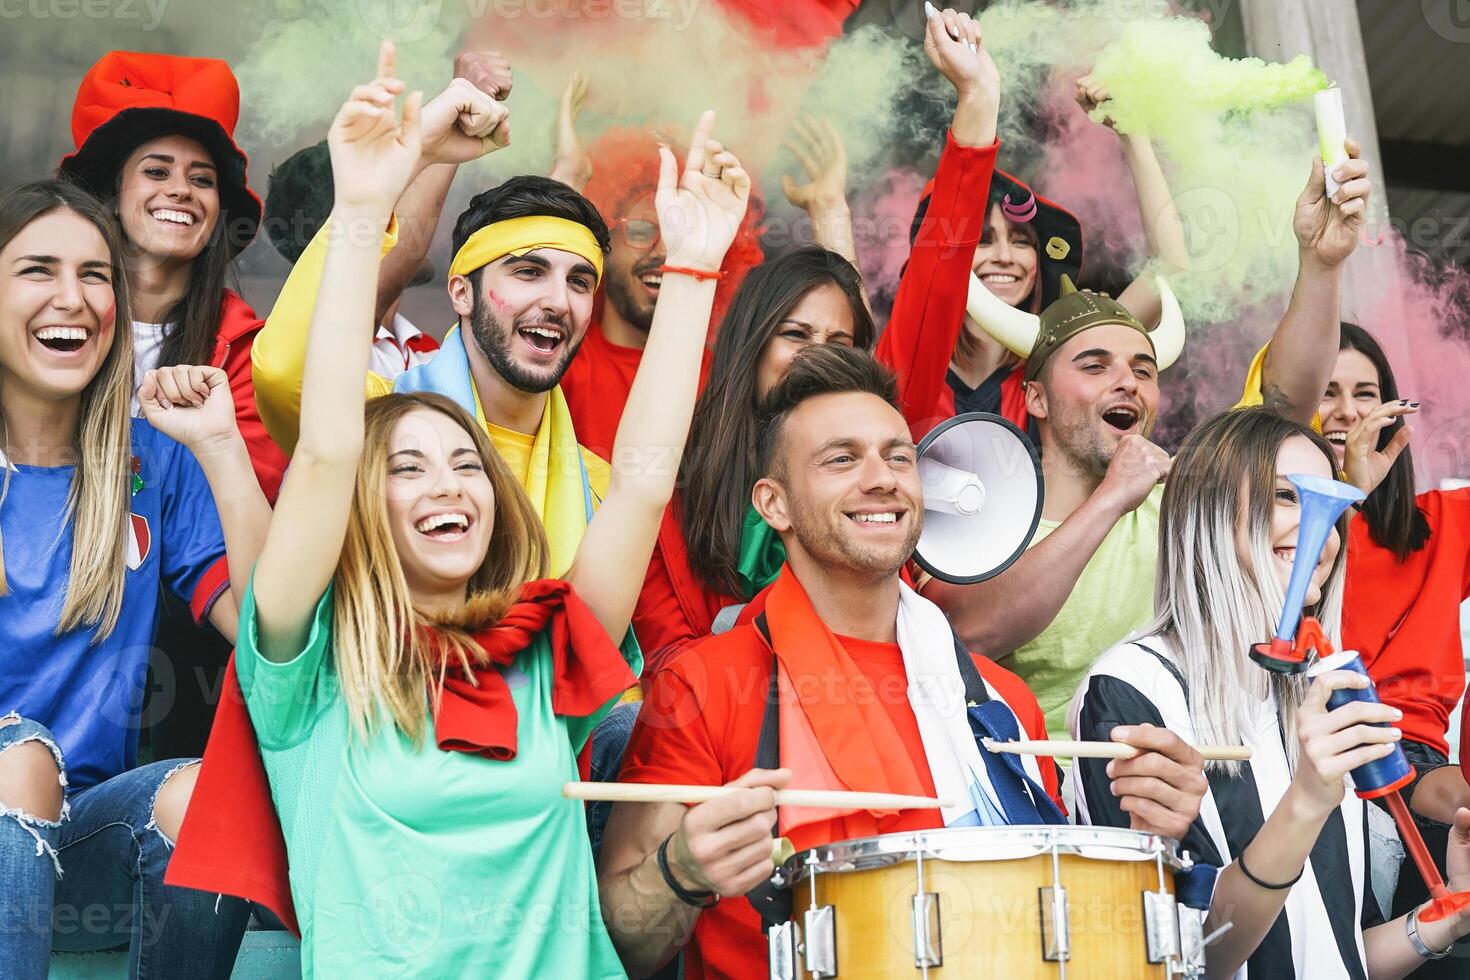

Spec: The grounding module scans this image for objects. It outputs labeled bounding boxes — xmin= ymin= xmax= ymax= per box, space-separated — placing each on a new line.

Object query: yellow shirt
xmin=486 ymin=420 xmax=536 ymax=485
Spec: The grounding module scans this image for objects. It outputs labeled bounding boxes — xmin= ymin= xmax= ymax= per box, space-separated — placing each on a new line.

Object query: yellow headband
xmin=448 ymin=215 xmax=605 ymax=282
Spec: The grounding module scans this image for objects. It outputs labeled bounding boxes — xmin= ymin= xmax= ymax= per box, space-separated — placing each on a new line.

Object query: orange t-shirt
xmin=618 ymin=621 xmax=1060 ymax=980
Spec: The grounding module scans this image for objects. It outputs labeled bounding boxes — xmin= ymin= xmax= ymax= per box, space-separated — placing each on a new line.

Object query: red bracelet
xmin=659 ymin=264 xmax=725 ymax=282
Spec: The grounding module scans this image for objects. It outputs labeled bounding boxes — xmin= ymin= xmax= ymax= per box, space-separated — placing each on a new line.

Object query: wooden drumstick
xmin=563 ymin=782 xmax=954 ymax=810
xmin=982 ymin=738 xmax=1252 ymax=762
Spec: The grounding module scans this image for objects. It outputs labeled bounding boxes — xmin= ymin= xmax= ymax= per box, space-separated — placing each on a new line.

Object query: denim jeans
xmin=587 ymin=701 xmax=642 ymax=866
xmin=0 ymin=714 xmax=249 ymax=980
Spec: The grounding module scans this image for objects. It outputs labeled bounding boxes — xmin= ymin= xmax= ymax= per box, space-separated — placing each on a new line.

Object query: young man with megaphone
xmin=924 ymin=141 xmax=1373 ymax=740
xmin=597 ymin=344 xmax=1209 ymax=980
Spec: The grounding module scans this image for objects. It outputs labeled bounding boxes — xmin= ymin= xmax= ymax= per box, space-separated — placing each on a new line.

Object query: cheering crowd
xmin=3 ymin=7 xmax=1470 ymax=978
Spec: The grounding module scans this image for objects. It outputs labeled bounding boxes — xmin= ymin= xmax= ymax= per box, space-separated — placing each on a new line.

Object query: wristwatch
xmin=1407 ymin=904 xmax=1457 ymax=960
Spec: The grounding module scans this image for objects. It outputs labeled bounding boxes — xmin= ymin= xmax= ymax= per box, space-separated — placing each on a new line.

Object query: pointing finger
xmin=377 ymin=39 xmax=397 ymax=83
xmin=684 ymin=110 xmax=716 ymax=178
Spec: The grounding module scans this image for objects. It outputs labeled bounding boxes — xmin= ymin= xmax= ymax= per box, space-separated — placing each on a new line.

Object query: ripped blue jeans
xmin=0 ymin=714 xmax=249 ymax=980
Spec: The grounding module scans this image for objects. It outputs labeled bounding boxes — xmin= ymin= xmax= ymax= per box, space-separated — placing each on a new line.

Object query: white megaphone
xmin=912 ymin=413 xmax=1044 ymax=584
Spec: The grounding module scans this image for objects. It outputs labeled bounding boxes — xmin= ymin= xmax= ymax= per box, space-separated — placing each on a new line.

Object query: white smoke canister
xmin=1314 ymin=87 xmax=1348 ymax=197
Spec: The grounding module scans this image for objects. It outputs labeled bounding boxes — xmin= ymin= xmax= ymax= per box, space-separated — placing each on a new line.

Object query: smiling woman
xmin=57 ymin=50 xmax=287 ymax=501
xmin=1072 ymin=408 xmax=1470 ymax=977
xmin=1322 ymin=323 xmax=1470 ymax=941
xmin=0 ymin=178 xmax=258 ymax=979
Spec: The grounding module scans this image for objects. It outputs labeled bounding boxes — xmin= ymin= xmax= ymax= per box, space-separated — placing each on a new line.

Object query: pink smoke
xmin=851 ymin=166 xmax=926 ymax=306
xmin=1035 ymin=73 xmax=1146 ymax=278
xmin=1356 ymin=233 xmax=1470 ymax=488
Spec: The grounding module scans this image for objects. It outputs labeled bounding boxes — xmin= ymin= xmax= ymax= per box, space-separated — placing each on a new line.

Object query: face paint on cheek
xmin=484 ymin=290 xmax=514 ymax=319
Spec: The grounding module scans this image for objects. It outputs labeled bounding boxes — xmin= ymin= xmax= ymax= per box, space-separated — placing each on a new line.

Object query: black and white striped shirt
xmin=1070 ymin=636 xmax=1381 ymax=979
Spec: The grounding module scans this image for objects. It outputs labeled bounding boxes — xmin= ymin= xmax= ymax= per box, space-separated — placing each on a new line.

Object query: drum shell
xmin=782 ymin=827 xmax=1186 ymax=979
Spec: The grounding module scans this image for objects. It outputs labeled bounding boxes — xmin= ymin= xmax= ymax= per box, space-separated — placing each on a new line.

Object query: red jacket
xmin=214 ymin=290 xmax=287 ymax=502
xmin=874 ymin=132 xmax=998 ymax=441
xmin=1345 ymin=489 xmax=1470 ymax=758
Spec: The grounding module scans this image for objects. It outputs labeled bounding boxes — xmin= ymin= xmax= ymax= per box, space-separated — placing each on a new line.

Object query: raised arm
xmin=1072 ymin=76 xmax=1192 ymax=328
xmin=781 ymin=115 xmax=860 ymax=267
xmin=251 ymin=43 xmax=428 ymax=661
xmin=374 ymin=51 xmax=512 ymax=323
xmin=252 ymin=60 xmax=511 ymax=455
xmin=874 ymin=5 xmax=999 ymax=439
xmin=565 ymin=111 xmax=751 ymax=643
xmin=549 ymin=72 xmax=593 ymax=191
xmin=138 ymin=364 xmax=272 ymax=644
xmin=374 ymin=162 xmax=455 ymax=325
xmin=1257 ymin=139 xmax=1370 ymax=425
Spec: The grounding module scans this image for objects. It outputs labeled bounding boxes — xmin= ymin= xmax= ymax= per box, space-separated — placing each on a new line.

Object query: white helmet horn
xmin=965 ymin=270 xmax=1040 ymax=358
xmin=1150 ymin=275 xmax=1186 ymax=370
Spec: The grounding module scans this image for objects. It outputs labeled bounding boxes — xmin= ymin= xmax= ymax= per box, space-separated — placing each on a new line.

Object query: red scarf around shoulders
xmin=164 ymin=579 xmax=634 ymax=935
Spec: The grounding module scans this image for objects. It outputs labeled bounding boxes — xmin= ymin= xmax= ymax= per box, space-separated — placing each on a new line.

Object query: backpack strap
xmin=752 ymin=613 xmax=780 ymax=772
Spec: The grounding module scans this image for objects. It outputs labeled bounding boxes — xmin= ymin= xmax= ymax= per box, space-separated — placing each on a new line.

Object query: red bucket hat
xmin=58 ymin=51 xmax=261 ymax=255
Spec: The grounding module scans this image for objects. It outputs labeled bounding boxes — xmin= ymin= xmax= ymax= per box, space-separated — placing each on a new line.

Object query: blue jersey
xmin=0 ymin=418 xmax=229 ymax=790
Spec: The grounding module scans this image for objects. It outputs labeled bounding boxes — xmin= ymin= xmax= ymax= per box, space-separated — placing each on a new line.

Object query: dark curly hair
xmin=262 ymin=140 xmax=333 ymax=266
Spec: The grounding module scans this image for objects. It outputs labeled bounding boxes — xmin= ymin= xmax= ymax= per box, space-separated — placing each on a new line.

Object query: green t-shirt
xmin=1006 ymin=484 xmax=1162 ymax=740
xmin=236 ymin=581 xmax=632 ymax=979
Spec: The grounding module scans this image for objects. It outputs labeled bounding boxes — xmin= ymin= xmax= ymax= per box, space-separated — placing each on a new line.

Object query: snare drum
xmin=768 ymin=826 xmax=1203 ymax=979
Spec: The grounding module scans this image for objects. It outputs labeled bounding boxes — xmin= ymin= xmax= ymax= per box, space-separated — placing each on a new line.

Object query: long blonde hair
xmin=332 ymin=392 xmax=548 ymax=742
xmin=0 ymin=180 xmax=134 ymax=638
xmin=1149 ymin=408 xmax=1346 ymax=775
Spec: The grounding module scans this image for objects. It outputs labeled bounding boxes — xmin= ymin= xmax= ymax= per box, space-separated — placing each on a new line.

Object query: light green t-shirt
xmin=1007 ymin=484 xmax=1162 ymax=740
xmin=236 ymin=582 xmax=632 ymax=979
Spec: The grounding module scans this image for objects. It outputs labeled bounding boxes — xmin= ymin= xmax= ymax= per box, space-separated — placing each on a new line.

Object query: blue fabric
xmin=586 ymin=701 xmax=641 ymax=865
xmin=393 ymin=324 xmax=478 ymax=411
xmin=967 ymin=701 xmax=1068 ymax=826
xmin=393 ymin=326 xmax=595 ymax=524
xmin=1175 ymin=863 xmax=1219 ymax=912
xmin=0 ymin=715 xmax=62 ymax=977
xmin=0 ymin=717 xmax=248 ymax=979
xmin=0 ymin=420 xmax=228 ymax=790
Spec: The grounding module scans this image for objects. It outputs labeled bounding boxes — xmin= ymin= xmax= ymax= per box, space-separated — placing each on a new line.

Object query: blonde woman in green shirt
xmin=237 ymin=45 xmax=751 ymax=976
